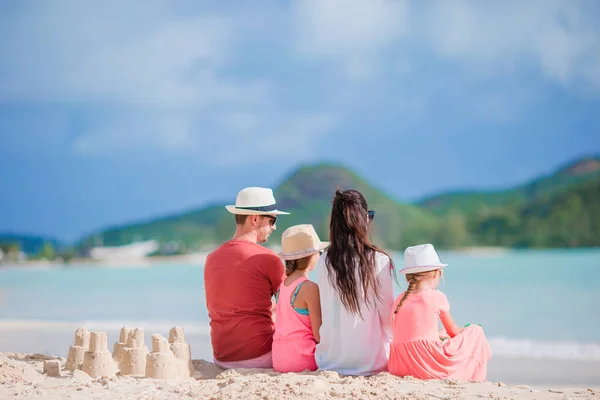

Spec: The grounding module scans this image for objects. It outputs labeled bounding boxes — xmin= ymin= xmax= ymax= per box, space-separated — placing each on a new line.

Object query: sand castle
xmin=145 ymin=334 xmax=178 ymax=379
xmin=82 ymin=332 xmax=117 ymax=378
xmin=43 ymin=360 xmax=61 ymax=377
xmin=65 ymin=326 xmax=193 ymax=380
xmin=112 ymin=326 xmax=130 ymax=364
xmin=65 ymin=327 xmax=90 ymax=371
xmin=119 ymin=328 xmax=149 ymax=377
xmin=169 ymin=326 xmax=194 ymax=378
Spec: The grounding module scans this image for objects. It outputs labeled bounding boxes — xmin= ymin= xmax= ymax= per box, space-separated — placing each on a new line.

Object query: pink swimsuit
xmin=272 ymin=276 xmax=318 ymax=372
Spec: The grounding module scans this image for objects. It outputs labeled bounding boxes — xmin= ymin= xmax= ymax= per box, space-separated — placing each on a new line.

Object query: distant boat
xmin=89 ymin=240 xmax=159 ymax=261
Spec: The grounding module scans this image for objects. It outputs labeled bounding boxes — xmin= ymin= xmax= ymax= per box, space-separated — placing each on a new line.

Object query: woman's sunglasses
xmin=367 ymin=210 xmax=375 ymax=222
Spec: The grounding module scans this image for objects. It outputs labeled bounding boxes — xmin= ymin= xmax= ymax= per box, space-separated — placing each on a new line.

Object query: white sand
xmin=1 ymin=322 xmax=599 ymax=398
xmin=1 ymin=353 xmax=598 ymax=400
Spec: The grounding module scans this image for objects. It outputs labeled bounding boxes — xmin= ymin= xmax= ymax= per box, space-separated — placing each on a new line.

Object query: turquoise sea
xmin=1 ymin=248 xmax=599 ymax=361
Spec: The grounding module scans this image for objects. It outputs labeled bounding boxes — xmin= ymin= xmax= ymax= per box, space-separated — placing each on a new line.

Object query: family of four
xmin=204 ymin=187 xmax=492 ymax=380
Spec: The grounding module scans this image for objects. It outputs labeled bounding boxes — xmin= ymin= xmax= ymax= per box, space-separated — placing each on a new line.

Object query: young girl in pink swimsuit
xmin=272 ymin=224 xmax=329 ymax=373
xmin=389 ymin=244 xmax=492 ymax=381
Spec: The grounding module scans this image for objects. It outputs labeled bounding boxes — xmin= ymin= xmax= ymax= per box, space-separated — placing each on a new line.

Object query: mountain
xmin=268 ymin=164 xmax=440 ymax=249
xmin=417 ymin=156 xmax=600 ymax=216
xmin=0 ymin=233 xmax=63 ymax=255
xmin=78 ymin=204 xmax=229 ymax=250
xmin=78 ymin=164 xmax=442 ymax=251
xmin=469 ymin=178 xmax=600 ymax=248
xmin=73 ymin=156 xmax=600 ymax=251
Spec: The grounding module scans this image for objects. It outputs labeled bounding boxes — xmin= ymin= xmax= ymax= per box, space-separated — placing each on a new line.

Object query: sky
xmin=1 ymin=0 xmax=600 ymax=241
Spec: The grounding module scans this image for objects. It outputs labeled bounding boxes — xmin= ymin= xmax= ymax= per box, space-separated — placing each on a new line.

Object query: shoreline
xmin=4 ymin=246 xmax=600 ymax=269
xmin=0 ymin=252 xmax=212 ymax=269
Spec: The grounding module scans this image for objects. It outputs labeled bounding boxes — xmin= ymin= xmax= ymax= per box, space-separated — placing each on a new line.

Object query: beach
xmin=1 ymin=351 xmax=599 ymax=400
xmin=1 ymin=320 xmax=599 ymax=399
xmin=1 ymin=249 xmax=599 ymax=398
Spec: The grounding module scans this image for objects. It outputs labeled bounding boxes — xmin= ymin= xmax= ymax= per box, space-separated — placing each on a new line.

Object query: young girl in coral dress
xmin=389 ymin=244 xmax=492 ymax=381
xmin=272 ymin=224 xmax=329 ymax=373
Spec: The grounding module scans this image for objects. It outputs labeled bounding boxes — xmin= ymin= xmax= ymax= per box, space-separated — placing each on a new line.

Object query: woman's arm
xmin=376 ymin=257 xmax=395 ymax=342
xmin=301 ymin=281 xmax=322 ymax=343
xmin=439 ymin=310 xmax=463 ymax=338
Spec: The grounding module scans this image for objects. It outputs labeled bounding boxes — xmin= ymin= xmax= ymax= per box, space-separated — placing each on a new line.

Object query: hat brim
xmin=279 ymin=241 xmax=330 ymax=261
xmin=399 ymin=264 xmax=447 ymax=275
xmin=225 ymin=205 xmax=290 ymax=215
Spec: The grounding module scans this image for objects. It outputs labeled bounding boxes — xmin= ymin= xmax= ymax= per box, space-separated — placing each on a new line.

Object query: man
xmin=204 ymin=187 xmax=289 ymax=369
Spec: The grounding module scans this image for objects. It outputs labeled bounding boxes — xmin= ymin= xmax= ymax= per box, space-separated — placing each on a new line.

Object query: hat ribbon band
xmin=281 ymin=246 xmax=320 ymax=258
xmin=235 ymin=204 xmax=277 ymax=212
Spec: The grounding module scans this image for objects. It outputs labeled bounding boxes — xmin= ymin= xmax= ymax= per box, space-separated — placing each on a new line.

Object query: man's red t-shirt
xmin=204 ymin=239 xmax=284 ymax=362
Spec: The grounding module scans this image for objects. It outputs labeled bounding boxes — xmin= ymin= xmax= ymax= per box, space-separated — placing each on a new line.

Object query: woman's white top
xmin=315 ymin=250 xmax=394 ymax=376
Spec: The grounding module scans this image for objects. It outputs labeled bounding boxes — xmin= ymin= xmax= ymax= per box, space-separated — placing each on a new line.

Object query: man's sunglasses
xmin=262 ymin=215 xmax=277 ymax=226
xmin=367 ymin=210 xmax=375 ymax=222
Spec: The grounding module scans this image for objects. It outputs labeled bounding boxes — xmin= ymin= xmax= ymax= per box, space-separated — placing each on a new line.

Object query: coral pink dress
xmin=272 ymin=277 xmax=318 ymax=372
xmin=388 ymin=289 xmax=492 ymax=381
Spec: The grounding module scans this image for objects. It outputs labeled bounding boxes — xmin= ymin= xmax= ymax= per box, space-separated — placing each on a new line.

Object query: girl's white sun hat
xmin=400 ymin=243 xmax=447 ymax=274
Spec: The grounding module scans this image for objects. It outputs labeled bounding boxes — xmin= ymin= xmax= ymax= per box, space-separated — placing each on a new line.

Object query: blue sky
xmin=1 ymin=0 xmax=600 ymax=241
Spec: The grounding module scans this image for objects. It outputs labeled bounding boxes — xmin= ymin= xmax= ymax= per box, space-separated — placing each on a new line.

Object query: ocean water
xmin=0 ymin=248 xmax=599 ymax=361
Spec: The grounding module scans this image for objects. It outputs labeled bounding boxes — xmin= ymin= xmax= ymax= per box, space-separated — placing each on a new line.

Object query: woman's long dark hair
xmin=325 ymin=189 xmax=392 ymax=317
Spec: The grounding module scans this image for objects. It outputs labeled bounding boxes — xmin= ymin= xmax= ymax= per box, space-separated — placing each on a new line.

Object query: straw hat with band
xmin=279 ymin=224 xmax=329 ymax=261
xmin=225 ymin=187 xmax=289 ymax=215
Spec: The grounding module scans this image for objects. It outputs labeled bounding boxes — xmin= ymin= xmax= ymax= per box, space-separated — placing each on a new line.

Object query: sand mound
xmin=0 ymin=355 xmax=42 ymax=384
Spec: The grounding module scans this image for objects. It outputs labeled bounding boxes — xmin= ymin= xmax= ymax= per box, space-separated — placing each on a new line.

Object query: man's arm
xmin=265 ymin=254 xmax=285 ymax=295
xmin=264 ymin=253 xmax=285 ymax=320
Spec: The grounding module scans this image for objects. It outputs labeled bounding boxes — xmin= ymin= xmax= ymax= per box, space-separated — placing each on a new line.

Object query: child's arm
xmin=271 ymin=298 xmax=277 ymax=322
xmin=300 ymin=281 xmax=322 ymax=343
xmin=439 ymin=310 xmax=463 ymax=338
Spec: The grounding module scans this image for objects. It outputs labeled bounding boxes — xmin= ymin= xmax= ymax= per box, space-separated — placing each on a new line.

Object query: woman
xmin=315 ymin=189 xmax=395 ymax=376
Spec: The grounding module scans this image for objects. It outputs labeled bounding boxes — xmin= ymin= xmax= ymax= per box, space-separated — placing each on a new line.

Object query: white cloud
xmin=72 ymin=115 xmax=197 ymax=156
xmin=427 ymin=0 xmax=600 ymax=89
xmin=292 ymin=0 xmax=410 ymax=79
xmin=291 ymin=0 xmax=600 ymax=90
xmin=0 ymin=2 xmax=247 ymax=108
xmin=71 ymin=110 xmax=339 ymax=165
xmin=207 ymin=112 xmax=339 ymax=167
xmin=2 ymin=0 xmax=599 ymax=165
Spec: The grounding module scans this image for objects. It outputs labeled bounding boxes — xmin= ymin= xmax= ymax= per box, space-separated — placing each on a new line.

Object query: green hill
xmin=78 ymin=204 xmax=229 ymax=251
xmin=470 ymin=178 xmax=600 ymax=248
xmin=79 ymin=164 xmax=442 ymax=251
xmin=76 ymin=157 xmax=600 ymax=251
xmin=271 ymin=164 xmax=440 ymax=249
xmin=417 ymin=156 xmax=600 ymax=216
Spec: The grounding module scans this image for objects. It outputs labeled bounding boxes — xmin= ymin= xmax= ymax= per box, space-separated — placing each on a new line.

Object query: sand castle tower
xmin=169 ymin=326 xmax=193 ymax=378
xmin=127 ymin=328 xmax=149 ymax=353
xmin=43 ymin=360 xmax=61 ymax=377
xmin=145 ymin=334 xmax=177 ymax=379
xmin=82 ymin=332 xmax=117 ymax=378
xmin=119 ymin=329 xmax=149 ymax=377
xmin=65 ymin=327 xmax=90 ymax=371
xmin=112 ymin=326 xmax=130 ymax=364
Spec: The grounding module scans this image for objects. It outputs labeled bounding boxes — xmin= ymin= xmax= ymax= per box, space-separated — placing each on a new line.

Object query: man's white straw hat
xmin=225 ymin=187 xmax=289 ymax=215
